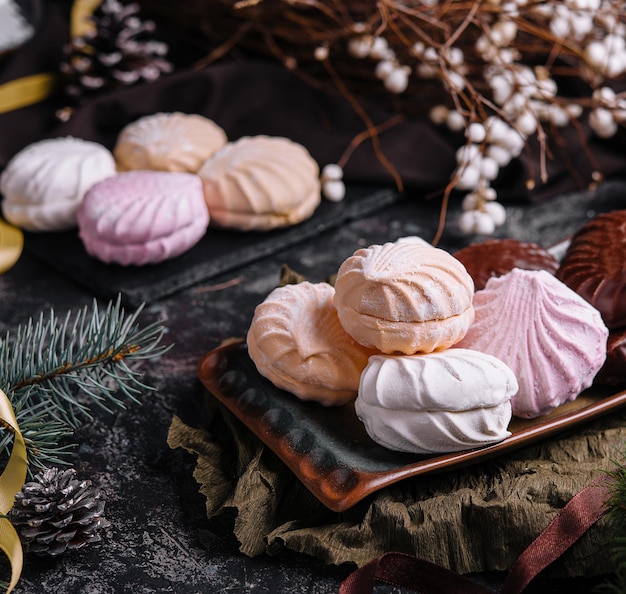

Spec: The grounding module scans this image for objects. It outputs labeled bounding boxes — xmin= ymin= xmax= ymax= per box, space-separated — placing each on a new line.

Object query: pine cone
xmin=10 ymin=467 xmax=110 ymax=556
xmin=58 ymin=0 xmax=173 ymax=114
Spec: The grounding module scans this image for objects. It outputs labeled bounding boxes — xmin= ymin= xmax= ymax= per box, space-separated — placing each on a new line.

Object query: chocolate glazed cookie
xmin=557 ymin=210 xmax=626 ymax=329
xmin=595 ymin=328 xmax=626 ymax=385
xmin=454 ymin=239 xmax=559 ymax=292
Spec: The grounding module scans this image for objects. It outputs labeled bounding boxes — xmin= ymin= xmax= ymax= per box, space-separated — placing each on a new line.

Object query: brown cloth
xmin=167 ymin=394 xmax=625 ymax=577
xmin=3 ymin=1 xmax=626 ymax=205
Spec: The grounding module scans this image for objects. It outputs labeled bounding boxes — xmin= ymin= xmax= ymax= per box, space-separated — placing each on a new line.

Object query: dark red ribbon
xmin=340 ymin=475 xmax=614 ymax=594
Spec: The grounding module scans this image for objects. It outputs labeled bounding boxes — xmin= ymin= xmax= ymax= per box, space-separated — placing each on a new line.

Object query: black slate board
xmin=23 ymin=185 xmax=400 ymax=307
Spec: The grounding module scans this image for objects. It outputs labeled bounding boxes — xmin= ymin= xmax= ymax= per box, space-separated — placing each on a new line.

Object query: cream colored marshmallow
xmin=198 ymin=135 xmax=321 ymax=230
xmin=247 ymin=282 xmax=374 ymax=406
xmin=114 ymin=112 xmax=227 ymax=173
xmin=334 ymin=242 xmax=475 ymax=354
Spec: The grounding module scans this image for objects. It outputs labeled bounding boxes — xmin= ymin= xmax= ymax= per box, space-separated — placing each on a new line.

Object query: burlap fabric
xmin=168 ymin=393 xmax=626 ymax=577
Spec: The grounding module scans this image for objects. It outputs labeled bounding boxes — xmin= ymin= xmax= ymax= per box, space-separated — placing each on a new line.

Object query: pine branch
xmin=594 ymin=447 xmax=626 ymax=594
xmin=0 ymin=393 xmax=74 ymax=469
xmin=0 ymin=296 xmax=170 ymax=469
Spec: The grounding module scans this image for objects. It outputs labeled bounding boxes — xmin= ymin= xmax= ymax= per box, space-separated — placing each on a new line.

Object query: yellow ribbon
xmin=0 ymin=389 xmax=27 ymax=593
xmin=0 ymin=0 xmax=103 ymax=114
xmin=0 ymin=220 xmax=23 ymax=275
xmin=0 ymin=73 xmax=59 ymax=115
xmin=71 ymin=0 xmax=102 ymax=38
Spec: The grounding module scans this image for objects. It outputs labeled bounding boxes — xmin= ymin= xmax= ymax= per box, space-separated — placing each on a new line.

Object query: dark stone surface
xmin=22 ymin=186 xmax=400 ymax=308
xmin=1 ymin=181 xmax=624 ymax=592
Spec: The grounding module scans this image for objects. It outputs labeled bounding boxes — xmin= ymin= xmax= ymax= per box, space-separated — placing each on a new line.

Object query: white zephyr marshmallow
xmin=0 ymin=137 xmax=116 ymax=231
xmin=355 ymin=349 xmax=518 ymax=454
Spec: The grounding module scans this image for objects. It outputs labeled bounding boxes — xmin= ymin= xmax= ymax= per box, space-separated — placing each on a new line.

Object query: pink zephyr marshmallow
xmin=77 ymin=170 xmax=209 ymax=266
xmin=455 ymin=269 xmax=608 ymax=419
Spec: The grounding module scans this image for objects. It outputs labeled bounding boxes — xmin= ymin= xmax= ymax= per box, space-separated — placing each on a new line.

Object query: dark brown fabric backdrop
xmin=2 ymin=0 xmax=626 ymax=204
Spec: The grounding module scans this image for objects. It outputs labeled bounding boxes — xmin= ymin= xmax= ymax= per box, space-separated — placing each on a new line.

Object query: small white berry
xmin=486 ymin=144 xmax=512 ymax=167
xmin=570 ymin=14 xmax=593 ymax=38
xmin=447 ymin=47 xmax=465 ymax=66
xmin=416 ymin=63 xmax=437 ymax=78
xmin=476 ymin=35 xmax=492 ymax=57
xmin=411 ymin=41 xmax=425 ymax=56
xmin=549 ymin=16 xmax=570 ymax=39
xmin=490 ymin=75 xmax=512 ymax=105
xmin=322 ymin=180 xmax=346 ymax=202
xmin=594 ymin=87 xmax=616 ymax=103
xmin=530 ymin=99 xmax=550 ymax=120
xmin=565 ymin=103 xmax=583 ymax=118
xmin=483 ymin=187 xmax=498 ymax=201
xmin=535 ymin=77 xmax=557 ymax=98
xmin=490 ymin=28 xmax=505 ymax=47
xmin=447 ymin=71 xmax=466 ymax=91
xmin=456 ymin=143 xmax=481 ymax=166
xmin=502 ymin=129 xmax=525 ymax=156
xmin=516 ymin=110 xmax=537 ymax=135
xmin=347 ymin=36 xmax=372 ymax=59
xmin=485 ymin=117 xmax=509 ymax=143
xmin=462 ymin=192 xmax=480 ymax=211
xmin=605 ymin=34 xmax=626 ymax=53
xmin=504 ymin=92 xmax=527 ymax=117
xmin=493 ymin=19 xmax=517 ymax=44
xmin=585 ymin=41 xmax=608 ymax=70
xmin=480 ymin=156 xmax=500 ymax=181
xmin=314 ymin=45 xmax=329 ymax=61
xmin=375 ymin=59 xmax=395 ymax=80
xmin=473 ymin=211 xmax=497 ymax=235
xmin=498 ymin=48 xmax=517 ymax=65
xmin=605 ymin=53 xmax=626 ymax=78
xmin=459 ymin=210 xmax=496 ymax=235
xmin=446 ymin=110 xmax=466 ymax=132
xmin=369 ymin=36 xmax=389 ymax=60
xmin=466 ymin=122 xmax=486 ymax=143
xmin=514 ymin=67 xmax=536 ymax=96
xmin=429 ymin=105 xmax=449 ymax=125
xmin=395 ymin=236 xmax=431 ymax=246
xmin=503 ymin=2 xmax=520 ymax=14
xmin=534 ymin=2 xmax=554 ymax=15
xmin=384 ymin=67 xmax=409 ymax=93
xmin=458 ymin=211 xmax=478 ymax=234
xmin=484 ymin=201 xmax=507 ymax=226
xmin=589 ymin=108 xmax=618 ymax=138
xmin=423 ymin=46 xmax=438 ymax=62
xmin=456 ymin=164 xmax=481 ymax=190
xmin=548 ymin=105 xmax=570 ymax=127
xmin=321 ymin=163 xmax=343 ymax=181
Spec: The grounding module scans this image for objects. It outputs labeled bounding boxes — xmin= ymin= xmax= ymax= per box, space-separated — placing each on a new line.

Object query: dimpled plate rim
xmin=197 ymin=340 xmax=626 ymax=513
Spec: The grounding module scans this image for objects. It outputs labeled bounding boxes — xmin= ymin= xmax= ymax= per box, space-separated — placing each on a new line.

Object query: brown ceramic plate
xmin=197 ymin=340 xmax=626 ymax=512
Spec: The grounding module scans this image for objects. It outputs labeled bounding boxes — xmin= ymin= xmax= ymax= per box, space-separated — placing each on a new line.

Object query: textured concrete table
xmin=1 ymin=181 xmax=623 ymax=593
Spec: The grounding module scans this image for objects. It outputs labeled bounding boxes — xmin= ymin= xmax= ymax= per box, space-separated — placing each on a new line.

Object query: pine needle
xmin=595 ymin=446 xmax=626 ymax=594
xmin=0 ymin=296 xmax=170 ymax=470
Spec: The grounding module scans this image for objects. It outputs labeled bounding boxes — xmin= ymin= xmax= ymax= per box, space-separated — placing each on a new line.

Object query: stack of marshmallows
xmin=0 ymin=112 xmax=322 ymax=266
xmin=247 ymin=237 xmax=610 ymax=455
